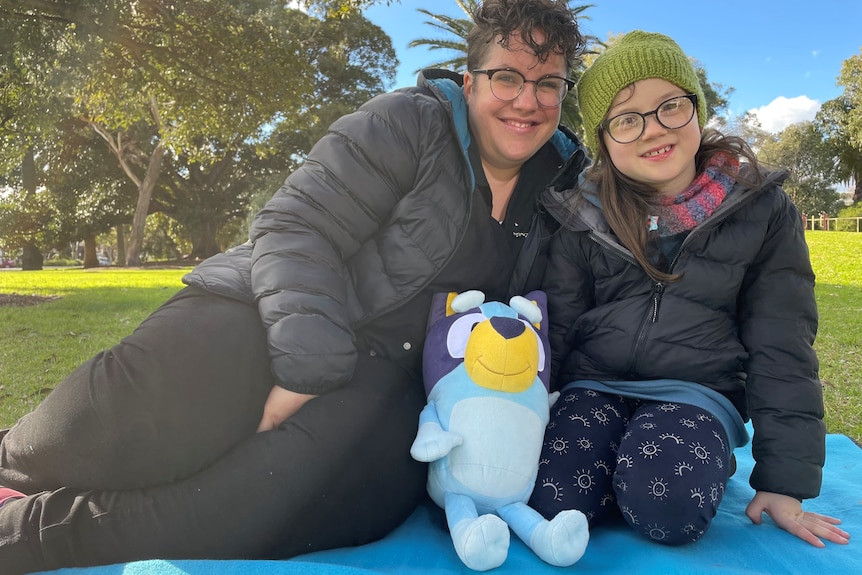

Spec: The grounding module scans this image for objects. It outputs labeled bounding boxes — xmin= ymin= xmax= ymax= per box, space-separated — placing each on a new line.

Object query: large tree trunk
xmin=188 ymin=218 xmax=222 ymax=261
xmin=116 ymin=223 xmax=126 ymax=266
xmin=20 ymin=243 xmax=43 ymax=271
xmin=125 ymin=142 xmax=166 ymax=266
xmin=20 ymin=148 xmax=43 ymax=271
xmin=82 ymin=235 xmax=99 ymax=268
xmin=89 ymin=97 xmax=166 ymax=267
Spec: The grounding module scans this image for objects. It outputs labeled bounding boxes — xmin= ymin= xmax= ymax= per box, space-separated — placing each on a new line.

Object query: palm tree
xmin=409 ymin=0 xmax=476 ymax=71
xmin=408 ymin=1 xmax=601 ymax=135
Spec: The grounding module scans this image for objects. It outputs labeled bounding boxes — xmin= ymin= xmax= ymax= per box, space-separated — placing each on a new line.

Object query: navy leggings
xmin=529 ymin=387 xmax=732 ymax=545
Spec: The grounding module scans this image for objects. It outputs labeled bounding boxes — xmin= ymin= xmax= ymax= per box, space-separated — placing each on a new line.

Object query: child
xmin=530 ymin=30 xmax=851 ymax=548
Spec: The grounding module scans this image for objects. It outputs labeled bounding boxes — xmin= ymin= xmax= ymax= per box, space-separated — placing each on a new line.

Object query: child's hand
xmin=745 ymin=491 xmax=850 ymax=547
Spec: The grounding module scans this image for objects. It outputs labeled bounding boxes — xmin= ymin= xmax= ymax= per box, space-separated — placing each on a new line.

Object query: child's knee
xmin=613 ymin=471 xmax=718 ymax=545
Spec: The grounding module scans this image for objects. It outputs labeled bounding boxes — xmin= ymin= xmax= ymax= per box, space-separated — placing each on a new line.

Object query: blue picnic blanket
xmin=40 ymin=432 xmax=861 ymax=575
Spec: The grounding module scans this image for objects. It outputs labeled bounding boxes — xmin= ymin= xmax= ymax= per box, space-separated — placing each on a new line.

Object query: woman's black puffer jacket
xmin=183 ymin=70 xmax=586 ymax=397
xmin=542 ymin=170 xmax=825 ymax=500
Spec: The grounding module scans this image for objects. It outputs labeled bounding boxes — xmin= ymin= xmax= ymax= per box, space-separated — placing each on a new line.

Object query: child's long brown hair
xmin=586 ymin=129 xmax=763 ymax=283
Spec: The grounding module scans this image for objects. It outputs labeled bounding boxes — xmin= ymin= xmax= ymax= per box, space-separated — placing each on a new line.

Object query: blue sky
xmin=365 ymin=0 xmax=862 ymax=133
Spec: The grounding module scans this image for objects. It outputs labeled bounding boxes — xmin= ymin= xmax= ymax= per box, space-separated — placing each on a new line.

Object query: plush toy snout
xmin=464 ymin=316 xmax=539 ymax=393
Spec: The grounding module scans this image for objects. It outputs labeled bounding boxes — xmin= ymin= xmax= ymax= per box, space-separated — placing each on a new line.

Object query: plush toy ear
xmin=521 ymin=290 xmax=548 ymax=337
xmin=450 ymin=290 xmax=485 ymax=314
xmin=521 ymin=290 xmax=551 ymax=390
xmin=428 ymin=292 xmax=456 ymax=329
xmin=422 ymin=291 xmax=472 ymax=397
xmin=509 ymin=295 xmax=542 ymax=325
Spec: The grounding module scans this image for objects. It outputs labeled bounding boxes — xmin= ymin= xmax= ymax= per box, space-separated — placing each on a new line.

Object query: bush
xmin=836 ymin=203 xmax=862 ymax=232
xmin=44 ymin=258 xmax=82 ymax=267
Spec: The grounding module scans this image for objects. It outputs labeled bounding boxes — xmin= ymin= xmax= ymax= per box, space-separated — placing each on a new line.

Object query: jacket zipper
xmin=650 ymin=281 xmax=664 ymax=322
xmin=588 ymin=176 xmax=773 ymax=375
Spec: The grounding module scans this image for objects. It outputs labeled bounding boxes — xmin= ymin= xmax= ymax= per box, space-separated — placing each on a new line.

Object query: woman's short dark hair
xmin=466 ymin=0 xmax=585 ymax=72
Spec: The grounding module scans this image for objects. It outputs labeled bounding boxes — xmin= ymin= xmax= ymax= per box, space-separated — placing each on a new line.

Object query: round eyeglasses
xmin=601 ymin=94 xmax=699 ymax=144
xmin=471 ymin=68 xmax=574 ymax=108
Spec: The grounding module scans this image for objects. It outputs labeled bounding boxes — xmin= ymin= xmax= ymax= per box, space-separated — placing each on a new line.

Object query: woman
xmin=0 ymin=1 xmax=588 ymax=573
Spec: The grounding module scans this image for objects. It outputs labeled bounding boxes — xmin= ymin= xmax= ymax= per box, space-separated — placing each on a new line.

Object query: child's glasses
xmin=601 ymin=94 xmax=698 ymax=144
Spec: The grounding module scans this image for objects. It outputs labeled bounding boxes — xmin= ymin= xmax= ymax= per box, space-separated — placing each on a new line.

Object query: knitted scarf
xmin=649 ymin=152 xmax=739 ymax=236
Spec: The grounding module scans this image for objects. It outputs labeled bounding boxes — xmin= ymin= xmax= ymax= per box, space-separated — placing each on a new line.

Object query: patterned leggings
xmin=528 ymin=387 xmax=732 ymax=545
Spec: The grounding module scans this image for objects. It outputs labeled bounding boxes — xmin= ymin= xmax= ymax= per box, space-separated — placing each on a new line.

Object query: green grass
xmin=806 ymin=231 xmax=862 ymax=444
xmin=0 ymin=268 xmax=188 ymax=425
xmin=0 ymin=233 xmax=860 ymax=444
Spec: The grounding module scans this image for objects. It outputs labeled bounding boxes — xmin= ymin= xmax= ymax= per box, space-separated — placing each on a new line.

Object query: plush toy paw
xmin=410 ymin=422 xmax=463 ymax=462
xmin=529 ymin=509 xmax=589 ymax=567
xmin=450 ymin=514 xmax=510 ymax=572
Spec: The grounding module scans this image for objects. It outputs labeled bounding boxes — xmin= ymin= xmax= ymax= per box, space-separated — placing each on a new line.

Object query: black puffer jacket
xmin=183 ymin=70 xmax=587 ymax=396
xmin=542 ymin=170 xmax=825 ymax=500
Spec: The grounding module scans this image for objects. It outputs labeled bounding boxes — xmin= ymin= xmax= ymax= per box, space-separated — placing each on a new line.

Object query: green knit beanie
xmin=578 ymin=30 xmax=707 ymax=152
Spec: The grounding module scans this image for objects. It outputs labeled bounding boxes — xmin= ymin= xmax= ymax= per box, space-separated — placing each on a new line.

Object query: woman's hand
xmin=256 ymin=385 xmax=318 ymax=432
xmin=745 ymin=491 xmax=850 ymax=547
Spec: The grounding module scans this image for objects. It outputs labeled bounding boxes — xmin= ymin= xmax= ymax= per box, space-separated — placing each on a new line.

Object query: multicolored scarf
xmin=649 ymin=152 xmax=739 ymax=236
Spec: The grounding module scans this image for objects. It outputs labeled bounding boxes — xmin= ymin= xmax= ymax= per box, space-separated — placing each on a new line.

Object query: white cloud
xmin=748 ymin=96 xmax=820 ymax=133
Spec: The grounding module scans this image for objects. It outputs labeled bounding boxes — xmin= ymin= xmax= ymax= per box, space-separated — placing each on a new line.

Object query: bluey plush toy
xmin=410 ymin=290 xmax=589 ymax=571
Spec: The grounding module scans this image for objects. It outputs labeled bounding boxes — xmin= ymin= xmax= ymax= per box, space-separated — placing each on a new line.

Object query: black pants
xmin=0 ymin=287 xmax=427 ymax=574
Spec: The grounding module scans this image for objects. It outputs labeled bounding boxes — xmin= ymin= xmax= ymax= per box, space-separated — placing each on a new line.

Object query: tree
xmin=693 ymin=59 xmax=733 ymax=123
xmin=837 ymin=49 xmax=862 ymax=150
xmin=37 ymin=118 xmax=138 ymax=267
xmin=0 ymin=183 xmax=54 ymax=270
xmin=130 ymin=8 xmax=398 ymax=261
xmin=1 ymin=0 xmax=397 ymax=263
xmin=757 ymin=121 xmax=840 ymax=215
xmin=0 ymin=117 xmax=136 ymax=268
xmin=0 ymin=3 xmax=74 ymax=269
xmin=817 ymin=98 xmax=862 ymax=203
xmin=407 ymin=0 xmax=601 ymax=134
xmin=722 ymin=111 xmax=772 ymax=150
xmin=815 ymin=49 xmax=862 ymax=203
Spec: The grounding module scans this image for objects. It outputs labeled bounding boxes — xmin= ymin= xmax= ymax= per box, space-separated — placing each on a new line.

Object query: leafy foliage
xmin=834 ymin=203 xmax=862 ymax=232
xmin=0 ymin=0 xmax=397 ymax=264
xmin=816 ymin=50 xmax=862 ymax=203
xmin=757 ymin=121 xmax=840 ymax=215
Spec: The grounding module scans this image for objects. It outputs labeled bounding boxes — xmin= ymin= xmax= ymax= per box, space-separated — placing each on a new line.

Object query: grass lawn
xmin=0 ymin=267 xmax=188 ymax=424
xmin=805 ymin=231 xmax=862 ymax=444
xmin=0 ymin=232 xmax=860 ymax=444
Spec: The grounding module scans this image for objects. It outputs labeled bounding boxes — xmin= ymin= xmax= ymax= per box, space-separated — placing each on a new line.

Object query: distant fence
xmin=804 ymin=216 xmax=862 ymax=232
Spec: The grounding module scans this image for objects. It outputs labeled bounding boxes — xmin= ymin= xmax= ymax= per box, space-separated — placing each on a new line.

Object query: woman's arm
xmin=250 ymin=91 xmax=431 ymax=395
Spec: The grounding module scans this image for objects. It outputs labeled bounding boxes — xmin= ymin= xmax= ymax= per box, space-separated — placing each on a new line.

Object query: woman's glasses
xmin=471 ymin=68 xmax=574 ymax=108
